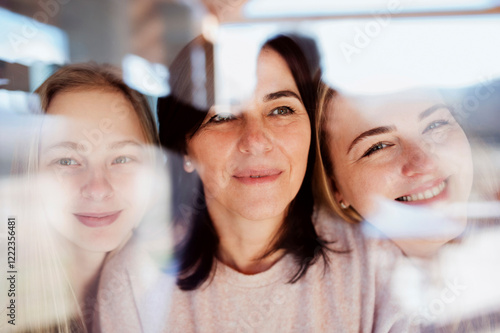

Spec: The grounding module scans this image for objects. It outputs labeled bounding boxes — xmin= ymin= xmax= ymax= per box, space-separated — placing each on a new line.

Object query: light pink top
xmin=95 ymin=208 xmax=411 ymax=332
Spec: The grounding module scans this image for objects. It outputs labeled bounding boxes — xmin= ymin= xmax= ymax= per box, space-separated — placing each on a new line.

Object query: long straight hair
xmin=10 ymin=63 xmax=158 ymax=332
xmin=158 ymin=34 xmax=334 ymax=291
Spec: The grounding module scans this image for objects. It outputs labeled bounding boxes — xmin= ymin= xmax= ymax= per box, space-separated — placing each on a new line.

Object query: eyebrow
xmin=44 ymin=141 xmax=80 ymax=153
xmin=44 ymin=140 xmax=143 ymax=153
xmin=108 ymin=140 xmax=143 ymax=150
xmin=263 ymin=90 xmax=302 ymax=103
xmin=347 ymin=126 xmax=396 ymax=154
xmin=418 ymin=103 xmax=450 ymax=120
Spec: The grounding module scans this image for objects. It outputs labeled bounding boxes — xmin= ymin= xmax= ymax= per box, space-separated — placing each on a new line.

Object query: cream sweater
xmin=95 ymin=209 xmax=411 ymax=332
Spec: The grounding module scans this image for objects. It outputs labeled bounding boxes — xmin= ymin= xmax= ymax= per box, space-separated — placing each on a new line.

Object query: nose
xmin=81 ymin=168 xmax=114 ymax=201
xmin=238 ymin=119 xmax=273 ymax=155
xmin=401 ymin=141 xmax=437 ymax=177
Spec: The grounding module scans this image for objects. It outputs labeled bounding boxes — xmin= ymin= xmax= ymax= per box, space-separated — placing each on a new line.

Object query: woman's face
xmin=326 ymin=91 xmax=473 ymax=238
xmin=186 ymin=48 xmax=311 ymax=221
xmin=39 ymin=90 xmax=153 ymax=253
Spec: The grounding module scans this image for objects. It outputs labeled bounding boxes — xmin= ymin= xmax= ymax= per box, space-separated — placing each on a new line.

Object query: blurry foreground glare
xmin=362 ymin=198 xmax=467 ymax=239
xmin=392 ymin=227 xmax=500 ymax=327
xmin=202 ymin=14 xmax=219 ymax=43
xmin=122 ymin=54 xmax=170 ymax=97
xmin=215 ymin=22 xmax=296 ymax=105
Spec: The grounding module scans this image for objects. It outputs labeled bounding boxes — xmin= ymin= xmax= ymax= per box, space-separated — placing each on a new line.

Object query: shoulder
xmin=95 ymin=236 xmax=173 ymax=332
xmin=314 ymin=204 xmax=402 ymax=259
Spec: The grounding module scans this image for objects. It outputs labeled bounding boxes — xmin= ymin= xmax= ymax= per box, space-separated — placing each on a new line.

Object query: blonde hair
xmin=9 ymin=63 xmax=159 ymax=332
xmin=9 ymin=129 xmax=84 ymax=332
xmin=35 ymin=62 xmax=159 ymax=145
xmin=313 ymin=83 xmax=363 ymax=223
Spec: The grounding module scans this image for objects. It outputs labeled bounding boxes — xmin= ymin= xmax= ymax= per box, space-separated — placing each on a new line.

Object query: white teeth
xmin=250 ymin=175 xmax=262 ymax=178
xmin=396 ymin=181 xmax=446 ymax=202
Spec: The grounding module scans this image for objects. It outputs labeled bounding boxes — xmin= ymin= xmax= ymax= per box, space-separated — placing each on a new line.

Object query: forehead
xmin=211 ymin=48 xmax=300 ymax=114
xmin=329 ymin=90 xmax=446 ymax=128
xmin=255 ymin=48 xmax=298 ymax=96
xmin=42 ymin=89 xmax=146 ymax=146
xmin=48 ymin=89 xmax=130 ymax=118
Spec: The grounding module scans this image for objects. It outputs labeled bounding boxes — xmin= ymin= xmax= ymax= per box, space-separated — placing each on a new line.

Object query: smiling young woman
xmin=314 ymin=84 xmax=474 ymax=258
xmin=10 ymin=63 xmax=160 ymax=332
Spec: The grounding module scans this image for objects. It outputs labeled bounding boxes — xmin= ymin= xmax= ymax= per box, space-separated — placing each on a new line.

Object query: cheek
xmin=188 ymin=136 xmax=234 ymax=197
xmin=451 ymin=132 xmax=472 ymax=165
xmin=435 ymin=130 xmax=473 ymax=174
xmin=280 ymin=124 xmax=311 ymax=168
xmin=110 ymin=172 xmax=143 ymax=201
xmin=438 ymin=132 xmax=474 ymax=196
xmin=40 ymin=171 xmax=82 ymax=202
xmin=338 ymin=163 xmax=400 ymax=215
xmin=290 ymin=138 xmax=310 ymax=174
xmin=193 ymin=150 xmax=227 ymax=183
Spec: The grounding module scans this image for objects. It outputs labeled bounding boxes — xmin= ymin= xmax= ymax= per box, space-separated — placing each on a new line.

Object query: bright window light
xmin=0 ymin=8 xmax=68 ymax=66
xmin=244 ymin=0 xmax=500 ymax=19
xmin=122 ymin=54 xmax=170 ymax=97
xmin=216 ymin=15 xmax=500 ymax=95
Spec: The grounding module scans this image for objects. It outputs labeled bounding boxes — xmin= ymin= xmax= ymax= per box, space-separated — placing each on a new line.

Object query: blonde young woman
xmin=6 ymin=63 xmax=161 ymax=332
xmin=314 ymin=84 xmax=474 ymax=258
xmin=314 ymin=84 xmax=500 ymax=330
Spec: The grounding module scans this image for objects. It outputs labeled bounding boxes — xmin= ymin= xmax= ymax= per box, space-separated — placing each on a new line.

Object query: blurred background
xmin=1 ymin=1 xmax=500 ymax=330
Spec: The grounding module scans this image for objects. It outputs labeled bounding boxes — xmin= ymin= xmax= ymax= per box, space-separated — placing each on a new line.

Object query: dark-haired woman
xmin=94 ymin=34 xmax=409 ymax=332
xmin=154 ymin=34 xmax=410 ymax=332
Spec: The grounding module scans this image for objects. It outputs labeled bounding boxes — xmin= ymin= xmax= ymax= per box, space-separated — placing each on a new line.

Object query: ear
xmin=331 ymin=177 xmax=350 ymax=208
xmin=183 ymin=155 xmax=195 ymax=173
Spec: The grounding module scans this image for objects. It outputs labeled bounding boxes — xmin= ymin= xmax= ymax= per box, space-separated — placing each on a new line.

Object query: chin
xmin=76 ymin=239 xmax=125 ymax=253
xmin=237 ymin=204 xmax=286 ymax=222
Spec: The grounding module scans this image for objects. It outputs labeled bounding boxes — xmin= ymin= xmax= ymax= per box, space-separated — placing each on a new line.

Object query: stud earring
xmin=340 ymin=201 xmax=347 ymax=209
xmin=184 ymin=157 xmax=194 ymax=173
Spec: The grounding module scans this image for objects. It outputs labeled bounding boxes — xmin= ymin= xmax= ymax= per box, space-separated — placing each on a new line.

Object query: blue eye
xmin=362 ymin=142 xmax=392 ymax=158
xmin=270 ymin=106 xmax=294 ymax=116
xmin=57 ymin=158 xmax=78 ymax=166
xmin=209 ymin=113 xmax=235 ymax=123
xmin=424 ymin=120 xmax=449 ymax=133
xmin=113 ymin=156 xmax=132 ymax=164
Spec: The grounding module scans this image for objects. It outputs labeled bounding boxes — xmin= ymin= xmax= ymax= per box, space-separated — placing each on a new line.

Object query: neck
xmin=55 ymin=233 xmax=107 ymax=327
xmin=208 ymin=204 xmax=286 ymax=275
xmin=393 ymin=238 xmax=446 ymax=258
xmin=67 ymin=248 xmax=106 ymax=305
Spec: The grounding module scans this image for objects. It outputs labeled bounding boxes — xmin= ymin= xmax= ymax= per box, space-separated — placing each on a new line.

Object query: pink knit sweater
xmin=95 ymin=208 xmax=411 ymax=332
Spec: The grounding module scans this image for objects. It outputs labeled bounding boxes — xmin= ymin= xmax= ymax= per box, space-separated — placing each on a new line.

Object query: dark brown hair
xmin=158 ymin=34 xmax=332 ymax=290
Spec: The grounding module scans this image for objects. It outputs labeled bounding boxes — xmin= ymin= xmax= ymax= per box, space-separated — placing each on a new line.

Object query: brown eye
xmin=208 ymin=113 xmax=235 ymax=123
xmin=362 ymin=142 xmax=393 ymax=158
xmin=270 ymin=106 xmax=294 ymax=116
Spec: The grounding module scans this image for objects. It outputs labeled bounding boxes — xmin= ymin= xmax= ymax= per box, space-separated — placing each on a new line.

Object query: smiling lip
xmin=395 ymin=178 xmax=449 ymax=205
xmin=73 ymin=211 xmax=122 ymax=228
xmin=233 ymin=169 xmax=283 ymax=185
